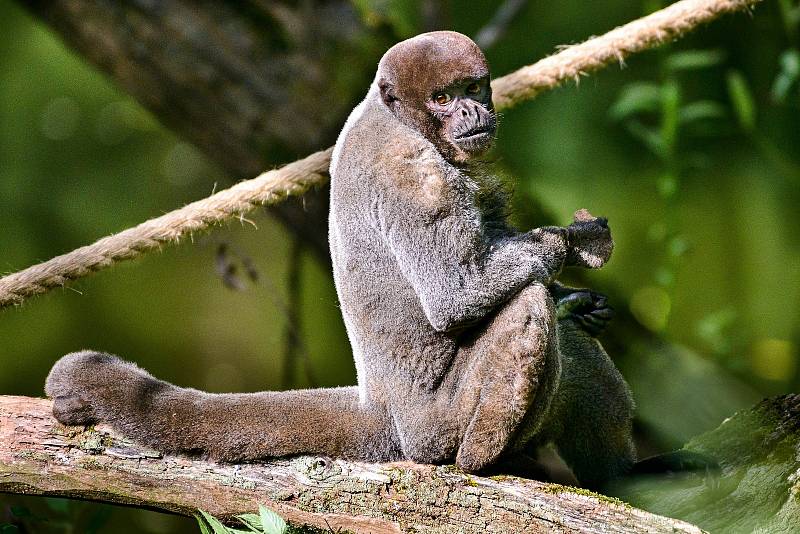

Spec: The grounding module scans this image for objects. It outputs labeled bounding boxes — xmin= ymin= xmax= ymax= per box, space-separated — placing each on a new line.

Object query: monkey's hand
xmin=565 ymin=209 xmax=613 ymax=269
xmin=555 ymin=289 xmax=614 ymax=337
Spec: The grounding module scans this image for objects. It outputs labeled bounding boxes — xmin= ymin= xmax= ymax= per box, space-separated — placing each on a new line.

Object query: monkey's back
xmin=329 ymin=95 xmax=460 ymax=399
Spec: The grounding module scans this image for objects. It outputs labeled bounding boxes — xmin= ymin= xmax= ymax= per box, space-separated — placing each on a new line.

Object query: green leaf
xmin=679 ymin=100 xmax=727 ymax=124
xmin=659 ymin=81 xmax=680 ymax=155
xmin=197 ymin=510 xmax=240 ymax=534
xmin=771 ymin=49 xmax=800 ymax=102
xmin=237 ymin=514 xmax=263 ymax=532
xmin=626 ymin=120 xmax=668 ymax=160
xmin=259 ymin=505 xmax=287 ymax=534
xmin=1 ymin=525 xmax=21 ymax=533
xmin=609 ymin=82 xmax=663 ymax=121
xmin=665 ymin=49 xmax=726 ymax=71
xmin=196 ymin=513 xmax=214 ymax=534
xmin=726 ymin=70 xmax=756 ymax=131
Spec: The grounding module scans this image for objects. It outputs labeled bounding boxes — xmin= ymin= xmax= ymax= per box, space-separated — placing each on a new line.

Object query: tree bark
xmin=0 ymin=396 xmax=702 ymax=534
xmin=18 ymin=0 xmax=389 ymax=262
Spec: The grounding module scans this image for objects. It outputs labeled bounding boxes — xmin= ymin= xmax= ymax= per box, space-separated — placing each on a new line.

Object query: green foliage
xmin=351 ymin=0 xmax=421 ymax=37
xmin=607 ymin=82 xmax=663 ymax=120
xmin=196 ymin=506 xmax=287 ymax=534
xmin=726 ymin=70 xmax=755 ymax=131
xmin=771 ymin=49 xmax=800 ymax=103
xmin=609 ymin=47 xmax=727 ymax=325
xmin=258 ymin=505 xmax=288 ymax=534
xmin=664 ymin=49 xmax=726 ymax=71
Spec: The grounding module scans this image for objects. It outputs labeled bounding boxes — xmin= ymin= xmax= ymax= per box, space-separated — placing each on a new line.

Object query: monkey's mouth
xmin=454 ymin=125 xmax=494 ymax=142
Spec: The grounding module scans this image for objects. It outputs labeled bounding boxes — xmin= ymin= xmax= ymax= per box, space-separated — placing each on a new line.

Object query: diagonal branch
xmin=0 ymin=0 xmax=764 ymax=309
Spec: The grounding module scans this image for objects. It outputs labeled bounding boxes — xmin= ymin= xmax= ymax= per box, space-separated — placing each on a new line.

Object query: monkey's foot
xmin=555 ymin=289 xmax=614 ymax=337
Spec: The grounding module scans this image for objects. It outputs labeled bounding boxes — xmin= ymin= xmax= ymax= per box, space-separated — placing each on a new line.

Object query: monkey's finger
xmin=590 ymin=308 xmax=615 ymax=320
xmin=573 ymin=208 xmax=595 ymax=222
xmin=581 ymin=314 xmax=608 ymax=328
xmin=570 ymin=314 xmax=605 ymax=336
xmin=558 ymin=292 xmax=594 ymax=309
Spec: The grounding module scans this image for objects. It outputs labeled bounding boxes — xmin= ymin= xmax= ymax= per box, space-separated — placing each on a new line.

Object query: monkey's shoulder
xmin=334 ymin=99 xmax=470 ymax=214
xmin=369 ymin=129 xmax=462 ymax=212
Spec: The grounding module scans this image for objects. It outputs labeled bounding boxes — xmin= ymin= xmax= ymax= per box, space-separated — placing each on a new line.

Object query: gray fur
xmin=45 ymin=31 xmax=634 ymax=487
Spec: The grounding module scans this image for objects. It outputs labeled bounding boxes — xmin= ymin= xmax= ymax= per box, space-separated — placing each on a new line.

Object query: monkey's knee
xmin=480 ymin=282 xmax=556 ymax=360
xmin=456 ymin=285 xmax=562 ymax=472
xmin=507 ymin=283 xmax=556 ymax=326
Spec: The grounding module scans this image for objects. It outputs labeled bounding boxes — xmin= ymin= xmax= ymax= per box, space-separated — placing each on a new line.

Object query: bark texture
xmin=0 ymin=396 xmax=702 ymax=534
xmin=19 ymin=0 xmax=389 ymax=260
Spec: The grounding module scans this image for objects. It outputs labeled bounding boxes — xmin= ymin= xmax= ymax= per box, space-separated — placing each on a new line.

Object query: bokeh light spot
xmin=630 ymin=285 xmax=671 ymax=332
xmin=751 ymin=338 xmax=795 ymax=381
xmin=161 ymin=142 xmax=206 ymax=186
xmin=40 ymin=96 xmax=79 ymax=140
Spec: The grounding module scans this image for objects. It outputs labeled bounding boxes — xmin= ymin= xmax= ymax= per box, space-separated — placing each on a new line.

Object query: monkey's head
xmin=376 ymin=31 xmax=496 ymax=163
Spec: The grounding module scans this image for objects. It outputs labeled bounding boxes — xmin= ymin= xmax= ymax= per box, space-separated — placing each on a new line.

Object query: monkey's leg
xmin=46 ymin=351 xmax=399 ymax=462
xmin=453 ymin=282 xmax=561 ymax=472
xmin=543 ymin=318 xmax=636 ymax=489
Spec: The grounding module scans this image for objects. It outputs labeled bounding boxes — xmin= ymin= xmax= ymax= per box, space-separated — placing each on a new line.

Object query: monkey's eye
xmin=434 ymin=93 xmax=451 ymax=105
xmin=466 ymin=82 xmax=481 ymax=94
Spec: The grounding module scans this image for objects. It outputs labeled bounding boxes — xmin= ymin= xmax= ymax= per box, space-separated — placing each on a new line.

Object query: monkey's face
xmin=427 ymin=76 xmax=496 ymax=160
xmin=377 ymin=31 xmax=497 ymax=163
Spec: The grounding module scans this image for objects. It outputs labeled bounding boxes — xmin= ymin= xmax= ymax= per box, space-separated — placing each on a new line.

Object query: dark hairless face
xmin=377 ymin=31 xmax=497 ymax=163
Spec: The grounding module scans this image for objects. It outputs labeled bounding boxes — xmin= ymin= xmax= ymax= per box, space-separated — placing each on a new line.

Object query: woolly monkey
xmin=46 ymin=31 xmax=635 ymax=488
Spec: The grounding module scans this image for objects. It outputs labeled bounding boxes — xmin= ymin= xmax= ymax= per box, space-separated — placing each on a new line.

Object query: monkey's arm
xmin=377 ymin=189 xmax=568 ymax=332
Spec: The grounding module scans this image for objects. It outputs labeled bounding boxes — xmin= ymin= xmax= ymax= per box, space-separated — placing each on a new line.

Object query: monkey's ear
xmin=378 ymin=78 xmax=398 ymax=107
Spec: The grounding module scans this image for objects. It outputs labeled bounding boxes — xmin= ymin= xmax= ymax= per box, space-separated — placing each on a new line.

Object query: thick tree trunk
xmin=0 ymin=396 xmax=702 ymax=534
xmin=18 ymin=0 xmax=388 ymax=261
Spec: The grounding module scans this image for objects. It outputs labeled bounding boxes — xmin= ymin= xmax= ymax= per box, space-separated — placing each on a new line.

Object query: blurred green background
xmin=1 ymin=0 xmax=798 ymax=532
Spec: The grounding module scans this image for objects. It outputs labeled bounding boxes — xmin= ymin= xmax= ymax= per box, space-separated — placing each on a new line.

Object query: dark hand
xmin=565 ymin=209 xmax=613 ymax=269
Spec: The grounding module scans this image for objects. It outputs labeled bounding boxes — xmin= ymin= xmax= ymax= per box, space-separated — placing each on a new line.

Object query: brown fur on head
xmin=376 ymin=31 xmax=496 ymax=163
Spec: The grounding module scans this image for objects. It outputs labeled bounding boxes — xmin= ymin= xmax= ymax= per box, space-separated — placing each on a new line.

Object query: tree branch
xmin=0 ymin=0 xmax=764 ymax=309
xmin=0 ymin=396 xmax=702 ymax=534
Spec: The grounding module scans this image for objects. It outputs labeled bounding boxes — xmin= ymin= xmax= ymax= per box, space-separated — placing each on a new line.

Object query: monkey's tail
xmin=46 ymin=351 xmax=400 ymax=463
xmin=191 ymin=386 xmax=401 ymax=462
